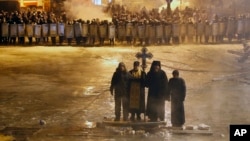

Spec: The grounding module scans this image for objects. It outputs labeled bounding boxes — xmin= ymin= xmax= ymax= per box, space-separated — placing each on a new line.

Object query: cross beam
xmin=135 ymin=47 xmax=153 ymax=71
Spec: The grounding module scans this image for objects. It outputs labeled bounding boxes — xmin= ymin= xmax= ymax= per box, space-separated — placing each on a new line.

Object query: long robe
xmin=128 ymin=69 xmax=146 ymax=113
xmin=145 ymin=70 xmax=169 ymax=121
xmin=168 ymin=77 xmax=186 ymax=127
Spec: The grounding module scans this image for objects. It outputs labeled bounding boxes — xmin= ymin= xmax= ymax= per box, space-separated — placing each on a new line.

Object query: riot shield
xmin=99 ymin=24 xmax=107 ymax=38
xmin=65 ymin=24 xmax=74 ymax=38
xmin=89 ymin=24 xmax=97 ymax=37
xmin=156 ymin=24 xmax=163 ymax=38
xmin=34 ymin=25 xmax=42 ymax=38
xmin=17 ymin=24 xmax=25 ymax=37
xmin=226 ymin=20 xmax=235 ymax=35
xmin=204 ymin=24 xmax=212 ymax=36
xmin=172 ymin=23 xmax=180 ymax=37
xmin=244 ymin=19 xmax=250 ymax=35
xmin=1 ymin=23 xmax=9 ymax=37
xmin=57 ymin=23 xmax=65 ymax=36
xmin=42 ymin=24 xmax=49 ymax=37
xmin=180 ymin=23 xmax=187 ymax=36
xmin=187 ymin=23 xmax=195 ymax=36
xmin=164 ymin=25 xmax=172 ymax=38
xmin=126 ymin=22 xmax=133 ymax=37
xmin=149 ymin=25 xmax=155 ymax=38
xmin=219 ymin=22 xmax=226 ymax=36
xmin=10 ymin=24 xmax=17 ymax=37
xmin=26 ymin=24 xmax=33 ymax=37
xmin=50 ymin=23 xmax=57 ymax=37
xmin=117 ymin=24 xmax=125 ymax=39
xmin=196 ymin=23 xmax=205 ymax=36
xmin=82 ymin=23 xmax=88 ymax=37
xmin=145 ymin=24 xmax=150 ymax=38
xmin=74 ymin=23 xmax=82 ymax=37
xmin=237 ymin=19 xmax=245 ymax=34
xmin=108 ymin=25 xmax=115 ymax=39
xmin=137 ymin=25 xmax=145 ymax=39
xmin=132 ymin=24 xmax=138 ymax=38
xmin=212 ymin=23 xmax=219 ymax=36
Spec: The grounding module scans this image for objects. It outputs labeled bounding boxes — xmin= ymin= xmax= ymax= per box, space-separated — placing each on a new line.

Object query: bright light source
xmin=159 ymin=0 xmax=190 ymax=11
xmin=92 ymin=0 xmax=102 ymax=5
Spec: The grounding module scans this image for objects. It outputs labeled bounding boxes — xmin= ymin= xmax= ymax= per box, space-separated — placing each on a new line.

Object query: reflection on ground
xmin=1 ymin=45 xmax=250 ymax=141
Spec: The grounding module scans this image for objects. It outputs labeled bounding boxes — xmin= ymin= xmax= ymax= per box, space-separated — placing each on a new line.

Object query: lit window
xmin=92 ymin=0 xmax=102 ymax=5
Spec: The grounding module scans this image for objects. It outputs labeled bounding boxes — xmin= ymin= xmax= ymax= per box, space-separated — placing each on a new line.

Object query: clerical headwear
xmin=152 ymin=61 xmax=161 ymax=67
xmin=150 ymin=60 xmax=161 ymax=71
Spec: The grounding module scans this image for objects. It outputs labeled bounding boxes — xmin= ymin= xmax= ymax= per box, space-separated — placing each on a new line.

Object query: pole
xmin=180 ymin=0 xmax=182 ymax=10
xmin=234 ymin=0 xmax=236 ymax=17
xmin=142 ymin=57 xmax=146 ymax=122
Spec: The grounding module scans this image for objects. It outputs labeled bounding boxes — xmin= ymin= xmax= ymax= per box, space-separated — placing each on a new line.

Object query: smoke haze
xmin=63 ymin=0 xmax=110 ymax=21
xmin=62 ymin=0 xmax=250 ymax=21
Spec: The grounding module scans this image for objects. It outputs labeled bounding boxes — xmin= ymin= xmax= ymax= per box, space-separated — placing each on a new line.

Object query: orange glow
xmin=159 ymin=0 xmax=190 ymax=11
xmin=23 ymin=0 xmax=38 ymax=6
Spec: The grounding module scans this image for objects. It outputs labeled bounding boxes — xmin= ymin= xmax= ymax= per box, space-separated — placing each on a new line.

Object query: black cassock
xmin=145 ymin=70 xmax=169 ymax=121
xmin=169 ymin=77 xmax=186 ymax=127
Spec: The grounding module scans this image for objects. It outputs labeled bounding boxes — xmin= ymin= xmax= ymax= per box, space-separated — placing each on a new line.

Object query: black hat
xmin=152 ymin=61 xmax=161 ymax=67
xmin=150 ymin=61 xmax=161 ymax=71
xmin=133 ymin=61 xmax=140 ymax=66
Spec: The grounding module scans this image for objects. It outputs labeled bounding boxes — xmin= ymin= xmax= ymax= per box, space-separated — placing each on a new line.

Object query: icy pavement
xmin=0 ymin=44 xmax=250 ymax=141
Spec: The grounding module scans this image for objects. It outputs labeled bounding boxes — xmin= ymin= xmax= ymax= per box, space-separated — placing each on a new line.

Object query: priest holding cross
xmin=127 ymin=46 xmax=153 ymax=121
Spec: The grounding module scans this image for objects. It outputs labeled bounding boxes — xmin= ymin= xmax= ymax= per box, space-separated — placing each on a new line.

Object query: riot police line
xmin=0 ymin=22 xmax=115 ymax=46
xmin=0 ymin=19 xmax=249 ymax=46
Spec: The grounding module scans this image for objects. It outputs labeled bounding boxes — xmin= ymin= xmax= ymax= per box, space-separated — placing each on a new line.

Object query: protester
xmin=110 ymin=62 xmax=131 ymax=121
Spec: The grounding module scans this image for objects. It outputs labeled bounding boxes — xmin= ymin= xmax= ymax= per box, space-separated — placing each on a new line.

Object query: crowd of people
xmin=0 ymin=4 xmax=250 ymax=46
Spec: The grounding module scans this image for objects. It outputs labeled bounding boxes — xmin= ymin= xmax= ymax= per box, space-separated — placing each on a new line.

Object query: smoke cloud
xmin=62 ymin=0 xmax=249 ymax=21
xmin=159 ymin=0 xmax=190 ymax=11
xmin=63 ymin=0 xmax=111 ymax=21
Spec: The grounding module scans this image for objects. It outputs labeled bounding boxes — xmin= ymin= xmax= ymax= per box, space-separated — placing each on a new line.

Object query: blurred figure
xmin=108 ymin=22 xmax=115 ymax=46
xmin=66 ymin=20 xmax=73 ymax=45
xmin=168 ymin=70 xmax=186 ymax=127
xmin=110 ymin=62 xmax=131 ymax=121
xmin=145 ymin=61 xmax=169 ymax=122
xmin=58 ymin=20 xmax=65 ymax=45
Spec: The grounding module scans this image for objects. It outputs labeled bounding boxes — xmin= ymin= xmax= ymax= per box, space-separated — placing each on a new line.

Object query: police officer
xmin=58 ymin=20 xmax=65 ymax=46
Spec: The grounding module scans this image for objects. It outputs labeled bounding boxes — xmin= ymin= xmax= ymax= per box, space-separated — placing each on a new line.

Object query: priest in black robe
xmin=145 ymin=61 xmax=169 ymax=122
xmin=168 ymin=70 xmax=186 ymax=127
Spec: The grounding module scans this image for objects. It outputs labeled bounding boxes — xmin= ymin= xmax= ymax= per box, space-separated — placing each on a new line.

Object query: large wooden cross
xmin=135 ymin=47 xmax=153 ymax=71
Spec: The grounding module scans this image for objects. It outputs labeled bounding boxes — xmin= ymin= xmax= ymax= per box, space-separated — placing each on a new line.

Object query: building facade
xmin=19 ymin=0 xmax=51 ymax=11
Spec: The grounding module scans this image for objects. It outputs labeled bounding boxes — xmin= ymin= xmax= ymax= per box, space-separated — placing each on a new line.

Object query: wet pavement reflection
xmin=1 ymin=45 xmax=250 ymax=141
